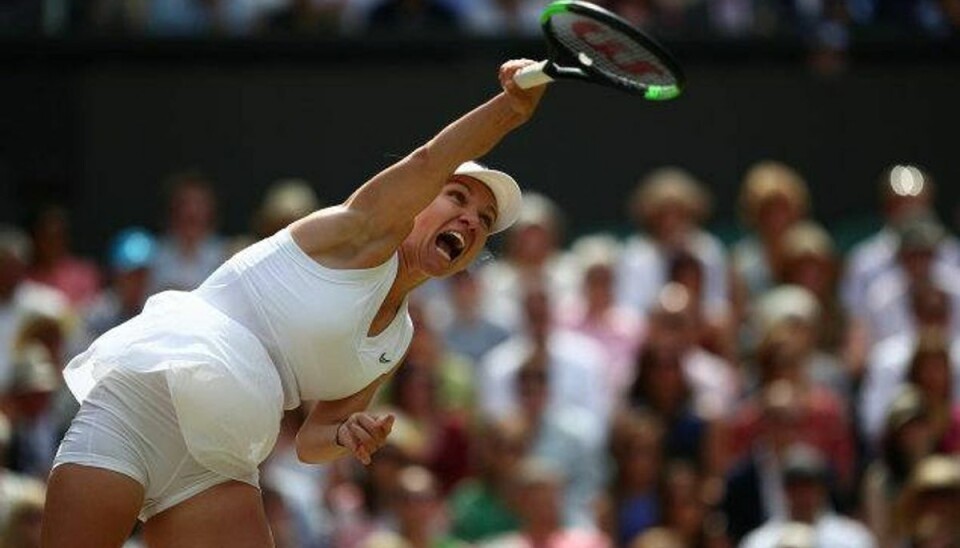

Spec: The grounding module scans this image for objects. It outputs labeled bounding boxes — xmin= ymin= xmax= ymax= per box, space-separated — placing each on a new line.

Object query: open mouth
xmin=435 ymin=230 xmax=466 ymax=263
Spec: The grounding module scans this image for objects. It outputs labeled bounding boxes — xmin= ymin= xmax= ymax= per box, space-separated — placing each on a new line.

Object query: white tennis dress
xmin=56 ymin=227 xmax=413 ymax=517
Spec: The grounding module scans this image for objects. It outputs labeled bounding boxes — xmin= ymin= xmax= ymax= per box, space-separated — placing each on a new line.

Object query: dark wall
xmin=3 ymin=41 xmax=959 ymax=254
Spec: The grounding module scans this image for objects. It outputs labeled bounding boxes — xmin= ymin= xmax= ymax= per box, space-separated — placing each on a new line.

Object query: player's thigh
xmin=142 ymin=480 xmax=274 ymax=548
xmin=42 ymin=463 xmax=145 ymax=548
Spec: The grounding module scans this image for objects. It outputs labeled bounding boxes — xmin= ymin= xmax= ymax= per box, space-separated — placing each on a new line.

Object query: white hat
xmin=453 ymin=161 xmax=522 ymax=234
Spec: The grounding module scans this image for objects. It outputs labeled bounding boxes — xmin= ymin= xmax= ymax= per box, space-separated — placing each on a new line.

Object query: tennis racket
xmin=514 ymin=0 xmax=685 ymax=101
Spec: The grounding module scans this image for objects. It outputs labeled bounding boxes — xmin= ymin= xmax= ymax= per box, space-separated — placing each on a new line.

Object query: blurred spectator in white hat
xmin=616 ymin=167 xmax=730 ymax=336
xmin=0 ymin=476 xmax=45 ymax=548
xmin=254 ymin=177 xmax=322 ymax=239
xmin=151 ymin=171 xmax=227 ymax=293
xmin=82 ymin=227 xmax=157 ymax=342
xmin=750 ymin=285 xmax=851 ymax=400
xmin=25 ymin=204 xmax=102 ymax=308
xmin=0 ymin=225 xmax=71 ymax=393
xmin=3 ymin=343 xmax=61 ymax=479
xmin=894 ymin=455 xmax=960 ymax=547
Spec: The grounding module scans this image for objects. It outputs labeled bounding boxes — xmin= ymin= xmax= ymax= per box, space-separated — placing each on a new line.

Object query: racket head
xmin=539 ymin=0 xmax=685 ymax=100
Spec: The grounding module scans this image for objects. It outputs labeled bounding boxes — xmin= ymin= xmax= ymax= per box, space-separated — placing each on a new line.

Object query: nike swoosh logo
xmin=379 ymin=353 xmax=391 ymax=364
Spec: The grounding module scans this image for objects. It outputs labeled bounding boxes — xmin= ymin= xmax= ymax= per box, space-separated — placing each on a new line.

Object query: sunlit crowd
xmin=0 ymin=162 xmax=958 ymax=547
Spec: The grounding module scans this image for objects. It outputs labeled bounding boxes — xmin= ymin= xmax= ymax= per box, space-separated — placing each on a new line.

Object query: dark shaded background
xmin=2 ymin=39 xmax=958 ymax=253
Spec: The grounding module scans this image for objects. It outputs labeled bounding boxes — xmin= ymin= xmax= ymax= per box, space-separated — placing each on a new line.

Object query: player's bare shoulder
xmin=289 ymin=205 xmax=384 ymax=268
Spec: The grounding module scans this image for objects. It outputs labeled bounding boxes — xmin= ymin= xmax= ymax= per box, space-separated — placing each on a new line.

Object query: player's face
xmin=409 ymin=177 xmax=498 ymax=277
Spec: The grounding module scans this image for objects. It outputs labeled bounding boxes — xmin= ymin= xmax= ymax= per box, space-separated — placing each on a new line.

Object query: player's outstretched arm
xmin=289 ymin=60 xmax=546 ymax=269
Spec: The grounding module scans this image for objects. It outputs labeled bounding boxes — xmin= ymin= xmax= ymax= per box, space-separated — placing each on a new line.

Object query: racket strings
xmin=549 ymin=12 xmax=676 ymax=88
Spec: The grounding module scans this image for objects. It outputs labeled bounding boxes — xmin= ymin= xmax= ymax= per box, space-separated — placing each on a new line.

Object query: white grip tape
xmin=513 ymin=60 xmax=554 ymax=89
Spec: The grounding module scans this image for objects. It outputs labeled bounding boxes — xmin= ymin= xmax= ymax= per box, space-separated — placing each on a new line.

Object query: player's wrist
xmin=334 ymin=420 xmax=348 ymax=448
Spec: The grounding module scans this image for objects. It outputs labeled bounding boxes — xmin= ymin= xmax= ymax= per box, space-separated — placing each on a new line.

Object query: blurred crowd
xmin=1 ymin=162 xmax=960 ymax=548
xmin=2 ymin=0 xmax=959 ymax=43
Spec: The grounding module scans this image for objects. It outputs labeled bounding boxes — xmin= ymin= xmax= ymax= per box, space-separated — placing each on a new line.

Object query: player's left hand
xmin=336 ymin=412 xmax=395 ymax=465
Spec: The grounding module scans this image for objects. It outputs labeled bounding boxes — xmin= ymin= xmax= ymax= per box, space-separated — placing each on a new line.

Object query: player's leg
xmin=142 ymin=480 xmax=275 ymax=548
xmin=42 ymin=464 xmax=144 ymax=548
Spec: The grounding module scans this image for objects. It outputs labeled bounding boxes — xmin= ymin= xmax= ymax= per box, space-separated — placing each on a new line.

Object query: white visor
xmin=453 ymin=161 xmax=523 ymax=234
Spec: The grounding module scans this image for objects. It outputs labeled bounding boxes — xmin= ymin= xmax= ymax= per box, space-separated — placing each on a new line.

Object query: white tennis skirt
xmin=62 ymin=290 xmax=285 ymax=483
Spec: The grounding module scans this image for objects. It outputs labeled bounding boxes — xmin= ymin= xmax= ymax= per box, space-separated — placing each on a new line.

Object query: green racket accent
xmin=540 ymin=0 xmax=574 ymax=24
xmin=644 ymin=85 xmax=680 ymax=101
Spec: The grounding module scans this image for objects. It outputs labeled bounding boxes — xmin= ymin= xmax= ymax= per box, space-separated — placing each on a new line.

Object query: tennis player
xmin=41 ymin=59 xmax=546 ymax=547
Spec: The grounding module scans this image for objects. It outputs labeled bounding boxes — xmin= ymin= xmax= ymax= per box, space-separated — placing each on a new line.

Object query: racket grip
xmin=513 ymin=60 xmax=554 ymax=89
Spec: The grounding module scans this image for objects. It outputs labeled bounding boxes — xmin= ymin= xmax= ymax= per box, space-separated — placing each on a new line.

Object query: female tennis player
xmin=41 ymin=59 xmax=546 ymax=548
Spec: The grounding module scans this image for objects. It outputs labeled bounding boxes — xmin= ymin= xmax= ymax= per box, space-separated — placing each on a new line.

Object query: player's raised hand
xmin=500 ymin=59 xmax=548 ymax=121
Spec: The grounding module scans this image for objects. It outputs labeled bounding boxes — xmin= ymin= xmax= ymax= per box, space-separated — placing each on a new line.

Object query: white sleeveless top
xmin=194 ymin=227 xmax=414 ymax=407
xmin=62 ymin=228 xmax=413 ymax=480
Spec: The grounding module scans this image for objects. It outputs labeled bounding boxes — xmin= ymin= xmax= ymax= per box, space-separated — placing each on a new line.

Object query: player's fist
xmin=499 ymin=59 xmax=547 ymax=121
xmin=336 ymin=412 xmax=395 ymax=465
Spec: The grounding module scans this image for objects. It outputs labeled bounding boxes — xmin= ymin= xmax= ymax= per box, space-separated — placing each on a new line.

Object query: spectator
xmin=0 ymin=477 xmax=44 ymax=548
xmin=3 ymin=344 xmax=61 ymax=479
xmin=363 ymin=466 xmax=466 ymax=548
xmin=731 ymin=160 xmax=811 ymax=310
xmin=557 ymin=235 xmax=644 ymax=399
xmin=644 ymin=283 xmax=739 ymax=419
xmin=841 ymin=165 xmax=960 ymax=325
xmin=25 ymin=204 xmax=101 ymax=308
xmin=510 ymin=358 xmax=607 ymax=529
xmin=904 ymin=331 xmax=960 ymax=452
xmin=82 ymin=227 xmax=157 ymax=342
xmin=894 ymin=455 xmax=960 ymax=547
xmin=750 ymin=285 xmax=851 ymax=400
xmin=440 ymin=270 xmax=510 ymax=364
xmin=479 ymin=458 xmax=611 ymax=548
xmin=723 ymin=380 xmax=842 ymax=541
xmin=776 ymin=222 xmax=847 ymax=356
xmin=355 ymin=0 xmax=463 ymax=34
xmin=731 ymin=323 xmax=855 ymax=488
xmin=741 ymin=444 xmax=875 ymax=548
xmin=861 ymin=211 xmax=960 ymax=344
xmin=449 ymin=417 xmax=525 ymax=543
xmin=479 ymin=284 xmax=610 ymax=429
xmin=656 ymin=460 xmax=729 ymax=548
xmin=377 ymin=360 xmax=472 ymax=492
xmin=478 ymin=192 xmax=577 ymax=332
xmin=253 ymin=178 xmax=322 ymax=240
xmin=616 ymin=167 xmax=730 ymax=330
xmin=0 ymin=226 xmax=71 ymax=392
xmin=262 ymin=485 xmax=306 ymax=548
xmin=151 ymin=171 xmax=227 ymax=292
xmin=861 ymin=387 xmax=938 ymax=548
xmin=604 ymin=410 xmax=664 ymax=545
xmin=627 ymin=342 xmax=726 ymax=483
xmin=859 ymin=328 xmax=960 ymax=450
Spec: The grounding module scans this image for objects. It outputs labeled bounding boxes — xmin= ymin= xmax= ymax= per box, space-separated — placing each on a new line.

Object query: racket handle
xmin=513 ymin=60 xmax=554 ymax=89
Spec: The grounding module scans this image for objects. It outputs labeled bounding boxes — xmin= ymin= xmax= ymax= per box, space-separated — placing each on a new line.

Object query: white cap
xmin=453 ymin=161 xmax=522 ymax=234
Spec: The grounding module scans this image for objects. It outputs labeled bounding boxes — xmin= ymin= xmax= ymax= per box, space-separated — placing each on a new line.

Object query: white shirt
xmin=741 ymin=514 xmax=877 ymax=548
xmin=616 ymin=230 xmax=729 ymax=318
xmin=841 ymin=227 xmax=960 ymax=321
xmin=479 ymin=330 xmax=611 ymax=432
xmin=860 ymin=267 xmax=960 ymax=344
